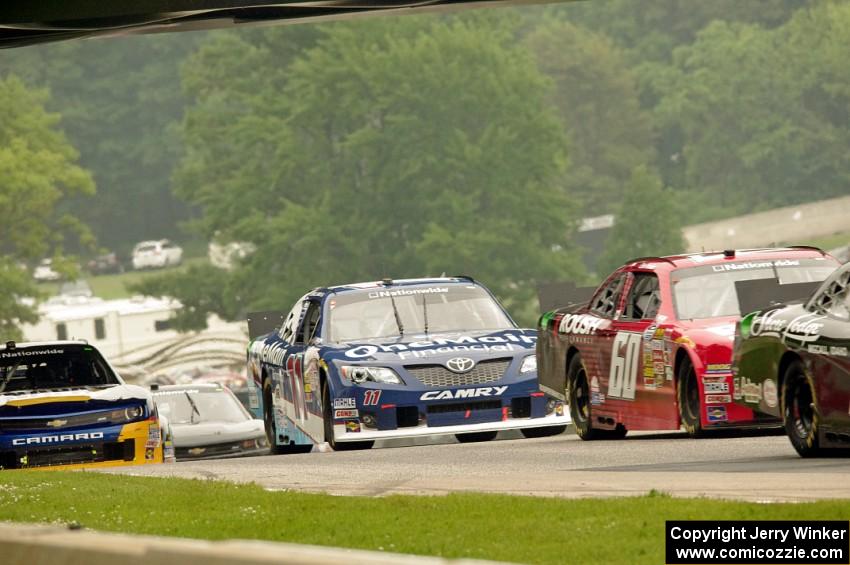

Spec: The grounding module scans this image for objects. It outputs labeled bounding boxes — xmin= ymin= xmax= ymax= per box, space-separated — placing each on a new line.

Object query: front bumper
xmin=334 ymin=410 xmax=570 ymax=442
xmin=329 ymin=373 xmax=570 ymax=443
xmin=175 ymin=439 xmax=269 ymax=460
xmin=0 ymin=420 xmax=164 ymax=470
xmin=132 ymin=257 xmax=166 ymax=269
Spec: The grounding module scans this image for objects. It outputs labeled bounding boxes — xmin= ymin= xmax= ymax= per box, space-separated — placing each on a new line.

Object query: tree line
xmin=1 ymin=0 xmax=848 ymax=332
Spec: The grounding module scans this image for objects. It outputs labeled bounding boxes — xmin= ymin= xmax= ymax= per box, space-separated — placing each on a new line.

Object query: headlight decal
xmin=520 ymin=354 xmax=537 ymax=374
xmin=109 ymin=404 xmax=146 ymax=423
xmin=340 ymin=366 xmax=404 ymax=385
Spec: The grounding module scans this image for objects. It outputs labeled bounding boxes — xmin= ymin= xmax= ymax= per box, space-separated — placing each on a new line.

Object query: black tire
xmin=520 ymin=425 xmax=568 ymax=439
xmin=567 ymin=353 xmax=627 ymax=440
xmin=783 ymin=360 xmax=823 ymax=457
xmin=677 ymin=356 xmax=703 ymax=438
xmin=322 ymin=382 xmax=373 ymax=451
xmin=568 ymin=353 xmax=594 ymax=440
xmin=455 ymin=431 xmax=498 ymax=443
xmin=263 ymin=377 xmax=288 ymax=455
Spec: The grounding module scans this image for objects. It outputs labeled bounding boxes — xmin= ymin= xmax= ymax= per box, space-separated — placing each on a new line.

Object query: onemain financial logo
xmin=12 ymin=432 xmax=104 ymax=446
xmin=343 ymin=333 xmax=536 ymax=360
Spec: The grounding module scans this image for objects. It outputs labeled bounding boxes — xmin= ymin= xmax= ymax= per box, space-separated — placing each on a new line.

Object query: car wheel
xmin=568 ymin=353 xmax=599 ymax=440
xmin=677 ymin=356 xmax=703 ymax=438
xmin=263 ymin=377 xmax=288 ymax=455
xmin=520 ymin=425 xmax=567 ymax=439
xmin=567 ymin=354 xmax=627 ymax=441
xmin=322 ymin=381 xmax=373 ymax=451
xmin=783 ymin=359 xmax=824 ymax=457
xmin=455 ymin=431 xmax=498 ymax=443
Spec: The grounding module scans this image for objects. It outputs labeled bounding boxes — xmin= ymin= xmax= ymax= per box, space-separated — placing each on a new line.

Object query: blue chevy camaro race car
xmin=246 ymin=277 xmax=570 ymax=451
xmin=0 ymin=340 xmax=172 ymax=469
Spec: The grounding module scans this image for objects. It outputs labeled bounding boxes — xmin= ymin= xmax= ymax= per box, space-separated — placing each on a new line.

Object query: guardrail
xmin=0 ymin=522 xmax=505 ymax=565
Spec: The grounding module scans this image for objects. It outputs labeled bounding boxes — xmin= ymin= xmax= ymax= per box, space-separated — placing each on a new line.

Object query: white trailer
xmin=21 ymin=296 xmax=246 ymax=377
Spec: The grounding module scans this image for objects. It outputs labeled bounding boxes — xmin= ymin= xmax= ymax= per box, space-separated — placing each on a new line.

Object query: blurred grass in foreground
xmin=1 ymin=472 xmax=850 ymax=564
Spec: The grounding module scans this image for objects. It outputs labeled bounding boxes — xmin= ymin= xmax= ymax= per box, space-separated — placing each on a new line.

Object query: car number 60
xmin=608 ymin=332 xmax=640 ymax=400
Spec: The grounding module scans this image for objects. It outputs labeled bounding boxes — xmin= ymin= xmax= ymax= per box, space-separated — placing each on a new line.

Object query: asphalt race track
xmin=105 ymin=428 xmax=850 ymax=502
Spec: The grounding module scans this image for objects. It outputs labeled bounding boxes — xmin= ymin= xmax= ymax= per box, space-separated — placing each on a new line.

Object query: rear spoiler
xmin=537 ymin=281 xmax=596 ymax=314
xmin=247 ymin=311 xmax=286 ymax=340
xmin=734 ymin=279 xmax=821 ymax=315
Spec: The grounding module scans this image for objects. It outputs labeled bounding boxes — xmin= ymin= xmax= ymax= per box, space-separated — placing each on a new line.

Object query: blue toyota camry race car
xmin=246 ymin=277 xmax=570 ymax=451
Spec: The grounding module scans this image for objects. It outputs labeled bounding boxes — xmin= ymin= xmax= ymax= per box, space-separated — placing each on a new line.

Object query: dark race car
xmin=537 ymin=247 xmax=838 ymax=440
xmin=732 ymin=261 xmax=850 ymax=456
xmin=246 ymin=277 xmax=569 ymax=452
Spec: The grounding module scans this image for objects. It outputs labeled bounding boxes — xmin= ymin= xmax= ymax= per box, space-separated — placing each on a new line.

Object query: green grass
xmin=804 ymin=230 xmax=850 ymax=252
xmin=37 ymin=257 xmax=209 ymax=300
xmin=1 ymin=473 xmax=850 ymax=564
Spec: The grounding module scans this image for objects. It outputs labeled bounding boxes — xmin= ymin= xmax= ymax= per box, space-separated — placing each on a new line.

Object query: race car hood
xmin=320 ymin=328 xmax=537 ymax=365
xmin=0 ymin=384 xmax=151 ymax=410
xmin=170 ymin=418 xmax=265 ymax=447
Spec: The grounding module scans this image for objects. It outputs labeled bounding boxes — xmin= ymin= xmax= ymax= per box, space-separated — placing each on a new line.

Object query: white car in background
xmin=33 ymin=258 xmax=62 ymax=281
xmin=208 ymin=240 xmax=255 ymax=270
xmin=131 ymin=239 xmax=183 ymax=270
xmin=151 ymin=383 xmax=268 ymax=460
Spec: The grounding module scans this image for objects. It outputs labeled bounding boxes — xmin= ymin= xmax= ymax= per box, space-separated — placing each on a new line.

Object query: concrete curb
xmin=0 ymin=522 xmax=506 ymax=565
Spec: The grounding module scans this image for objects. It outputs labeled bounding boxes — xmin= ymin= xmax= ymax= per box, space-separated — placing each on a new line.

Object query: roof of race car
xmin=322 ymin=276 xmax=476 ymax=294
xmin=0 ymin=340 xmax=91 ymax=352
xmin=623 ymin=247 xmax=828 ymax=270
xmin=151 ymin=383 xmax=224 ymax=393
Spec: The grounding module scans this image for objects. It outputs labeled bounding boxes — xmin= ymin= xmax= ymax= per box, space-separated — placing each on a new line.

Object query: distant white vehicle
xmin=33 ymin=258 xmax=61 ymax=282
xmin=58 ymin=280 xmax=93 ymax=299
xmin=132 ymin=239 xmax=183 ymax=270
xmin=208 ymin=240 xmax=255 ymax=270
xmin=151 ymin=383 xmax=268 ymax=460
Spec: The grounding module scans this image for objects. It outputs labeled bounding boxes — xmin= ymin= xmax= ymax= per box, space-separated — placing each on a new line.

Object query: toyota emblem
xmin=446 ymin=357 xmax=475 ymax=373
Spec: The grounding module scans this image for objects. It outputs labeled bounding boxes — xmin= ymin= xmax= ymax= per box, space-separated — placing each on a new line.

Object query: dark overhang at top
xmin=0 ymin=0 xmax=566 ymax=49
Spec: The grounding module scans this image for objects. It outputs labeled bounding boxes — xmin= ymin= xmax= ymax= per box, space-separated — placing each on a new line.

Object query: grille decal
xmin=405 ymin=358 xmax=510 ymax=387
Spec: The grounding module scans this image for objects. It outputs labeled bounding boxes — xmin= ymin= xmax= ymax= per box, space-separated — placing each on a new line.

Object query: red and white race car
xmin=537 ymin=247 xmax=838 ymax=439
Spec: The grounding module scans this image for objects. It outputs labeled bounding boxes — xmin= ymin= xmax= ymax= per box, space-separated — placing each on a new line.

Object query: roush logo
xmin=558 ymin=314 xmax=604 ymax=335
xmin=420 ymin=386 xmax=508 ymax=401
xmin=12 ymin=432 xmax=104 ymax=446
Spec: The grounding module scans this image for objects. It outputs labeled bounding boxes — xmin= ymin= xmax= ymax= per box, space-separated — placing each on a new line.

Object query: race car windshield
xmin=0 ymin=345 xmax=120 ymax=393
xmin=672 ymin=258 xmax=837 ymax=320
xmin=153 ymin=388 xmax=250 ymax=424
xmin=327 ymin=285 xmax=514 ymax=342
